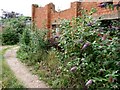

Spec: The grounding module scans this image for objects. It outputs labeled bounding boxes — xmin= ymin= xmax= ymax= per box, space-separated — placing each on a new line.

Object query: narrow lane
xmin=4 ymin=46 xmax=49 ymax=88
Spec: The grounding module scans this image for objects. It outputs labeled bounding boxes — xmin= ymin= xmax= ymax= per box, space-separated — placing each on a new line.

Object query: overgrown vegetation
xmin=1 ymin=10 xmax=30 ymax=45
xmin=17 ymin=8 xmax=120 ymax=90
xmin=17 ymin=26 xmax=48 ymax=65
xmin=0 ymin=3 xmax=119 ymax=89
xmin=56 ymin=10 xmax=120 ymax=89
xmin=1 ymin=17 xmax=27 ymax=45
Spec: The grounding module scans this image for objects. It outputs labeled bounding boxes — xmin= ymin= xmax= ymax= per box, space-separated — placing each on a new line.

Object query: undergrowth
xmin=17 ymin=9 xmax=120 ymax=89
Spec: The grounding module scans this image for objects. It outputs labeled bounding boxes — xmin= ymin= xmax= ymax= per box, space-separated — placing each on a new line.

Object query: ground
xmin=1 ymin=46 xmax=49 ymax=88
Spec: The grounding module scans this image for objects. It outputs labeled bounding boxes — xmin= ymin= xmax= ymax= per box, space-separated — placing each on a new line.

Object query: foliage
xmin=1 ymin=9 xmax=30 ymax=45
xmin=1 ymin=16 xmax=27 ymax=45
xmin=17 ymin=27 xmax=48 ymax=65
xmin=98 ymin=1 xmax=120 ymax=10
xmin=1 ymin=9 xmax=23 ymax=19
xmin=55 ymin=9 xmax=120 ymax=89
xmin=30 ymin=49 xmax=62 ymax=87
xmin=17 ymin=8 xmax=120 ymax=89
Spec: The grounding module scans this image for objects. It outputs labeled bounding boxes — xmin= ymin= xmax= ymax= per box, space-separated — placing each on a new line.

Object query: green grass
xmin=18 ymin=49 xmax=64 ymax=88
xmin=0 ymin=47 xmax=25 ymax=88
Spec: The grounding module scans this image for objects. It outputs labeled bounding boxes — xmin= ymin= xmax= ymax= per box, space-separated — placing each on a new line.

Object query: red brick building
xmin=32 ymin=0 xmax=120 ymax=38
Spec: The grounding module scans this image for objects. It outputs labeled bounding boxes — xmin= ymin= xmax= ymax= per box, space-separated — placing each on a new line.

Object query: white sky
xmin=0 ymin=0 xmax=78 ymax=17
xmin=0 ymin=0 xmax=119 ymax=17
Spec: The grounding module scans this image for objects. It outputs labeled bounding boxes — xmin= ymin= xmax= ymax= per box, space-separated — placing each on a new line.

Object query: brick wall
xmin=32 ymin=2 xmax=82 ymax=27
xmin=32 ymin=1 xmax=119 ymax=38
xmin=32 ymin=4 xmax=48 ymax=29
xmin=32 ymin=2 xmax=82 ymax=38
xmin=80 ymin=1 xmax=119 ymax=19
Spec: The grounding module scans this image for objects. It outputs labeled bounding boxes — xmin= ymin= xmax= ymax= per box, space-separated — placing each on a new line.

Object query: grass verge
xmin=17 ymin=49 xmax=68 ymax=88
xmin=0 ymin=47 xmax=25 ymax=88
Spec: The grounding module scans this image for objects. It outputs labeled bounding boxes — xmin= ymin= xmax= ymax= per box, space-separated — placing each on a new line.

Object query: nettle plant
xmin=56 ymin=9 xmax=120 ymax=89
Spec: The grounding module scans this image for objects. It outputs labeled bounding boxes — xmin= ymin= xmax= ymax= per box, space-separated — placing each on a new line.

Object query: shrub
xmin=17 ymin=9 xmax=120 ymax=89
xmin=2 ymin=28 xmax=19 ymax=45
xmin=56 ymin=10 xmax=120 ymax=89
xmin=1 ymin=17 xmax=26 ymax=45
xmin=17 ymin=27 xmax=48 ymax=65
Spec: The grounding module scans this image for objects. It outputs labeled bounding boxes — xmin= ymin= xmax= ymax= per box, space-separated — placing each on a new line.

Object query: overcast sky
xmin=0 ymin=0 xmax=79 ymax=17
xmin=0 ymin=0 xmax=119 ymax=17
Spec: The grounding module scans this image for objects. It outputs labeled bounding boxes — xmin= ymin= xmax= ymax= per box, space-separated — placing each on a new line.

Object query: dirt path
xmin=3 ymin=46 xmax=49 ymax=88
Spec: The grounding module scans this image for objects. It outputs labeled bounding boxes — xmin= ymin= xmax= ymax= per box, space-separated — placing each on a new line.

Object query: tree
xmin=1 ymin=9 xmax=23 ymax=19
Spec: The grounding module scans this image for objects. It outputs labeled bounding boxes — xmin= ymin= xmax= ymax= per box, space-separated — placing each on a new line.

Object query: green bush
xmin=17 ymin=9 xmax=120 ymax=89
xmin=55 ymin=10 xmax=120 ymax=89
xmin=17 ymin=27 xmax=48 ymax=65
xmin=2 ymin=27 xmax=19 ymax=45
xmin=1 ymin=17 xmax=26 ymax=45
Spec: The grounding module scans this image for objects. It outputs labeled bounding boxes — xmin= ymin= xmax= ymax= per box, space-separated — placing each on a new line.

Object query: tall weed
xmin=17 ymin=27 xmax=48 ymax=65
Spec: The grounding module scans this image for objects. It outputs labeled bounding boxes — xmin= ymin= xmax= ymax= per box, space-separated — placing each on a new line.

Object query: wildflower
xmin=87 ymin=23 xmax=93 ymax=26
xmin=85 ymin=79 xmax=93 ymax=86
xmin=82 ymin=42 xmax=91 ymax=50
xmin=70 ymin=66 xmax=77 ymax=72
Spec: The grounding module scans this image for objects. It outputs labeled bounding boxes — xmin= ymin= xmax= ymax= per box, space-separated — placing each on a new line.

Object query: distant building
xmin=32 ymin=0 xmax=120 ymax=38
